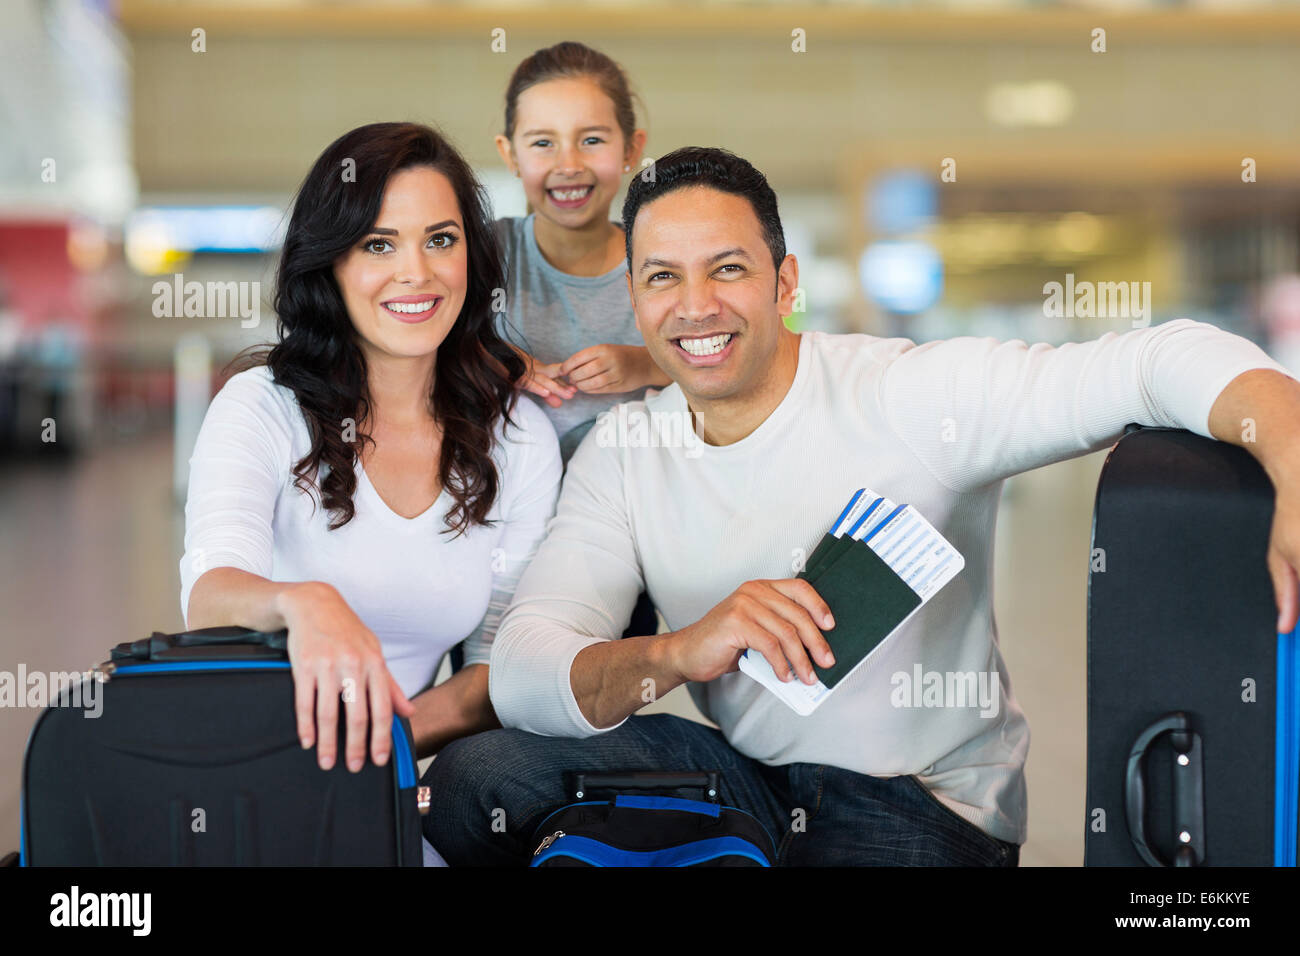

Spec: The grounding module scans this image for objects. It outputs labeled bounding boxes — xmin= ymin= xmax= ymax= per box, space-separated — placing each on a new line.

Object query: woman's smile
xmin=380 ymin=294 xmax=443 ymax=323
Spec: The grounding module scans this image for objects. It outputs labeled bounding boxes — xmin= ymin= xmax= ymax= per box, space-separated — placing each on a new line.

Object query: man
xmin=422 ymin=146 xmax=1300 ymax=866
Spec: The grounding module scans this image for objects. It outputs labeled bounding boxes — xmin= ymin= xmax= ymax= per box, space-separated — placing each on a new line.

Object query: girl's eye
xmin=529 ymin=139 xmax=551 ymax=149
xmin=363 ymin=238 xmax=393 ymax=254
xmin=583 ymin=136 xmax=605 ymax=146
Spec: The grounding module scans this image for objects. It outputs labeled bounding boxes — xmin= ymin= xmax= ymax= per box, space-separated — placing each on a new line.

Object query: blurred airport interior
xmin=2 ymin=0 xmax=1299 ymax=865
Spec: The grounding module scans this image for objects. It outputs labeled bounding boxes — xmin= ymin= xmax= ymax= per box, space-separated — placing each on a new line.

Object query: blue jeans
xmin=422 ymin=713 xmax=1019 ymax=866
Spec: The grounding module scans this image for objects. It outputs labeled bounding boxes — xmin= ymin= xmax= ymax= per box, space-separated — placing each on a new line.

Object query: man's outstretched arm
xmin=1207 ymin=368 xmax=1300 ymax=632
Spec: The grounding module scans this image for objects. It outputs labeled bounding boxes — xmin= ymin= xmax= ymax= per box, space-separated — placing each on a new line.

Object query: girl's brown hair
xmin=503 ymin=41 xmax=640 ymax=144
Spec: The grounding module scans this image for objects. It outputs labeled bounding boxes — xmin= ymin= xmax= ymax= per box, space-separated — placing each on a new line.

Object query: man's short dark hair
xmin=622 ymin=146 xmax=786 ymax=279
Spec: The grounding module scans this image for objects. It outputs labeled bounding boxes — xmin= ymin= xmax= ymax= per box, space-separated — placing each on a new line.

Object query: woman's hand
xmin=509 ymin=343 xmax=576 ymax=408
xmin=275 ymin=581 xmax=416 ymax=772
xmin=560 ymin=344 xmax=669 ymax=394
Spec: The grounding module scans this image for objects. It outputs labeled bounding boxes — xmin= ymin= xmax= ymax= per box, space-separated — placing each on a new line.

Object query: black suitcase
xmin=18 ymin=626 xmax=426 ymax=866
xmin=529 ymin=771 xmax=776 ymax=866
xmin=1085 ymin=425 xmax=1300 ymax=866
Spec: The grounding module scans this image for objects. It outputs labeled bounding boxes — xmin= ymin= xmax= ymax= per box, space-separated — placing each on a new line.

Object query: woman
xmin=178 ymin=123 xmax=561 ymax=798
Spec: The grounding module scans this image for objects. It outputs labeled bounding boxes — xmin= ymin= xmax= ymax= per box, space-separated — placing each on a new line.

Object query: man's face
xmin=626 ymin=185 xmax=797 ymax=403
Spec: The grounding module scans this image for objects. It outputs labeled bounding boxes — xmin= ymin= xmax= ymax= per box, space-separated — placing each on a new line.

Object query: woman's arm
xmin=188 ymin=568 xmax=414 ymax=772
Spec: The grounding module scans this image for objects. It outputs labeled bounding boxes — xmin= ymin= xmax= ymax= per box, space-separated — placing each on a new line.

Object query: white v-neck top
xmin=179 ymin=365 xmax=562 ymax=698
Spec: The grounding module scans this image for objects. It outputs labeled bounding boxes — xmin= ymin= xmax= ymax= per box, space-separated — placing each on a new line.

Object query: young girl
xmin=179 ymin=123 xmax=562 ymax=862
xmin=492 ymin=41 xmax=672 ymax=465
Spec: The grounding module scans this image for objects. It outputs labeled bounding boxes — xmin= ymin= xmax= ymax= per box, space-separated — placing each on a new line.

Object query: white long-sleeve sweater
xmin=488 ymin=319 xmax=1293 ymax=845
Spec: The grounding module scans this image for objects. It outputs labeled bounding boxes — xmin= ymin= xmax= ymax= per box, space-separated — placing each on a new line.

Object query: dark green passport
xmin=798 ymin=535 xmax=922 ymax=689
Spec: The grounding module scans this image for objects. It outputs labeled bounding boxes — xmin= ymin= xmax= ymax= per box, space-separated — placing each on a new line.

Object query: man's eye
xmin=717 ymin=264 xmax=743 ymax=275
xmin=649 ymin=271 xmax=673 ymax=282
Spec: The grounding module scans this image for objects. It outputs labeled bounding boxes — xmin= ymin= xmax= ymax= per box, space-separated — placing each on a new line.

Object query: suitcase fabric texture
xmin=1086 ymin=425 xmax=1300 ymax=866
xmin=530 ymin=771 xmax=777 ymax=867
xmin=20 ymin=626 xmax=424 ymax=866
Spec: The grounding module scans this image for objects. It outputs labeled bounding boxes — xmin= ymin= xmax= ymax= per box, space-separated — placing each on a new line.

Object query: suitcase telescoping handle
xmin=110 ymin=626 xmax=290 ymax=662
xmin=1125 ymin=711 xmax=1205 ymax=866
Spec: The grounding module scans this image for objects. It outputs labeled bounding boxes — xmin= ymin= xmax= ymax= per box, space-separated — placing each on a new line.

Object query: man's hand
xmin=560 ymin=344 xmax=667 ymax=395
xmin=665 ymin=579 xmax=837 ymax=685
xmin=1207 ymin=367 xmax=1300 ymax=632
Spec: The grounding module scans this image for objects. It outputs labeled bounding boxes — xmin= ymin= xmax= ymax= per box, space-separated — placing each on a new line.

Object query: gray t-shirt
xmin=493 ymin=214 xmax=653 ymax=463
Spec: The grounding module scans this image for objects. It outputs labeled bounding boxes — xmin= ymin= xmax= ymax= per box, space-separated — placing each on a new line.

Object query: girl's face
xmin=497 ymin=76 xmax=643 ymax=229
xmin=332 ymin=165 xmax=467 ymax=366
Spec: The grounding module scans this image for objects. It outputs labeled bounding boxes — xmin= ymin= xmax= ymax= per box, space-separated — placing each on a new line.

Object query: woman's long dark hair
xmin=240 ymin=122 xmax=525 ymax=537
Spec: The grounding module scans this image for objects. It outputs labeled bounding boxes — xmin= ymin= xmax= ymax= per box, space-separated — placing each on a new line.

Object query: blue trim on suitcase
xmin=391 ymin=721 xmax=415 ymax=789
xmin=531 ymin=834 xmax=770 ymax=867
xmin=112 ymin=660 xmax=292 ymax=675
xmin=613 ymin=794 xmax=720 ymax=817
xmin=1277 ymin=627 xmax=1299 ymax=867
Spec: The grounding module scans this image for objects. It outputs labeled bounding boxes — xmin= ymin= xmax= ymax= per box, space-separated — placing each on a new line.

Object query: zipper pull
xmin=533 ymin=830 xmax=565 ymax=856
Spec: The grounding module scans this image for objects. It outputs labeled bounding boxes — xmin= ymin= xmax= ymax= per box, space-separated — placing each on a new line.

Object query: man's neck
xmin=686 ymin=328 xmax=802 ymax=447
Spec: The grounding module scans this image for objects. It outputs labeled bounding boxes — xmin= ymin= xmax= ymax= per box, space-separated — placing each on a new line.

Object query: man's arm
xmin=1207 ymin=368 xmax=1300 ymax=632
xmin=489 ymin=434 xmax=837 ymax=736
xmin=877 ymin=318 xmax=1295 ymax=494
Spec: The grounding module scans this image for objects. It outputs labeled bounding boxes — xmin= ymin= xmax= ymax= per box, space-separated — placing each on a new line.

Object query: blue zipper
xmin=532 ymin=834 xmax=771 ymax=867
xmin=530 ymin=798 xmax=777 ymax=860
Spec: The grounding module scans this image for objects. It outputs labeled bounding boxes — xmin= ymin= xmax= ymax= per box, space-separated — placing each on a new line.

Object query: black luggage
xmin=19 ymin=626 xmax=425 ymax=866
xmin=1085 ymin=425 xmax=1300 ymax=866
xmin=529 ymin=771 xmax=776 ymax=866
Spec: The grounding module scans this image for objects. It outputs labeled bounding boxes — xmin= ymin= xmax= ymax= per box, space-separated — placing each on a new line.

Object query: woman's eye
xmin=429 ymin=232 xmax=458 ymax=249
xmin=363 ymin=238 xmax=392 ymax=254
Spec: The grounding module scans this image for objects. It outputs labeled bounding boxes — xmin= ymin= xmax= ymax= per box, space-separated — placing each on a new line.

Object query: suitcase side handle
xmin=111 ymin=626 xmax=289 ymax=662
xmin=571 ymin=771 xmax=721 ymax=802
xmin=1125 ymin=711 xmax=1205 ymax=867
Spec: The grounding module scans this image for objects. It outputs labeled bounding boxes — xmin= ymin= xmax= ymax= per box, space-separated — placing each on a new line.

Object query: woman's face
xmin=500 ymin=76 xmax=634 ymax=229
xmin=332 ymin=165 xmax=467 ymax=365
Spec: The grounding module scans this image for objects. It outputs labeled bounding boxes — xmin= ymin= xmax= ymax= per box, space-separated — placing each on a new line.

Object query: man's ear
xmin=775 ymin=253 xmax=800 ymax=313
xmin=626 ymin=272 xmax=642 ymax=337
xmin=493 ymin=134 xmax=517 ymax=174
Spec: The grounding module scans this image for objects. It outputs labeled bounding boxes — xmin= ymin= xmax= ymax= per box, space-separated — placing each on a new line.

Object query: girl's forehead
xmin=515 ymin=76 xmax=618 ymax=125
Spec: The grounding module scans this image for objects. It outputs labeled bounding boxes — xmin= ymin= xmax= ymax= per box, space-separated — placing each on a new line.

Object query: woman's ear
xmin=493 ymin=134 xmax=518 ymax=175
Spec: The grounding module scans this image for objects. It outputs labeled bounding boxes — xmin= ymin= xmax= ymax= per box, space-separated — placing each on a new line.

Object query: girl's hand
xmin=560 ymin=344 xmax=663 ymax=394
xmin=276 ymin=582 xmax=415 ymax=773
xmin=509 ymin=344 xmax=576 ymax=408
